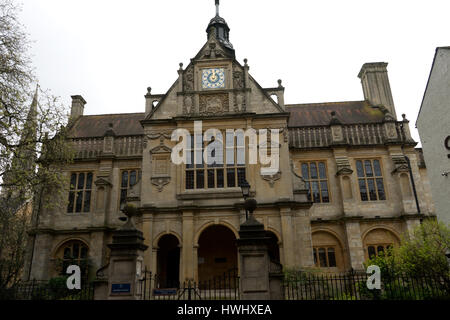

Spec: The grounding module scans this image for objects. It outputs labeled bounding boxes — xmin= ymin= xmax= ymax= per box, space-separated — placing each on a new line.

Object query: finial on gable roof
xmin=215 ymin=0 xmax=220 ymax=16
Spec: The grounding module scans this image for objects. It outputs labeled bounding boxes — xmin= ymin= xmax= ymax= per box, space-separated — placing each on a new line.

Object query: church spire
xmin=207 ymin=0 xmax=233 ymax=50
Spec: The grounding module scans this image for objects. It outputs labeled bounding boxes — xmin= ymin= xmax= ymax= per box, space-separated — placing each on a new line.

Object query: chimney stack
xmin=358 ymin=62 xmax=397 ymax=119
xmin=70 ymin=95 xmax=86 ymax=120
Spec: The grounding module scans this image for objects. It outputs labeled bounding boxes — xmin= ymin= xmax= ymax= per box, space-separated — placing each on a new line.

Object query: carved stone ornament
xmin=199 ymin=93 xmax=229 ymax=115
xmin=391 ymin=154 xmax=409 ymax=175
xmin=94 ymin=177 xmax=112 ymax=187
xmin=202 ymin=42 xmax=225 ymax=59
xmin=184 ymin=65 xmax=194 ymax=91
xmin=385 ymin=122 xmax=397 ymax=139
xmin=335 ymin=156 xmax=353 ymax=176
xmin=391 ymin=164 xmax=410 ymax=175
xmin=127 ymin=179 xmax=141 ymax=201
xmin=147 ymin=131 xmax=172 ymax=141
xmin=183 ymin=95 xmax=194 ymax=114
xmin=151 ymin=176 xmax=170 ymax=192
xmin=332 ymin=126 xmax=344 ymax=142
xmin=233 ymin=70 xmax=244 ymax=89
xmin=234 ymin=92 xmax=245 ymax=112
xmin=290 ymin=161 xmax=307 ymax=191
xmin=261 ymin=171 xmax=282 ymax=188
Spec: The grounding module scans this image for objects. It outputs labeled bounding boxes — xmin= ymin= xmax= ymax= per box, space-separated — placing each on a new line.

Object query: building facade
xmin=416 ymin=46 xmax=450 ymax=225
xmin=24 ymin=5 xmax=435 ymax=286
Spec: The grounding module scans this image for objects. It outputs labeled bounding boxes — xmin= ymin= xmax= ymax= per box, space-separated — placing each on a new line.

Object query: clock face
xmin=202 ymin=68 xmax=225 ymax=89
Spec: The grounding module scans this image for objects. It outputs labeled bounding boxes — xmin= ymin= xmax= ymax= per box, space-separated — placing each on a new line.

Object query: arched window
xmin=363 ymin=228 xmax=399 ymax=260
xmin=55 ymin=240 xmax=89 ymax=278
xmin=312 ymin=231 xmax=344 ymax=271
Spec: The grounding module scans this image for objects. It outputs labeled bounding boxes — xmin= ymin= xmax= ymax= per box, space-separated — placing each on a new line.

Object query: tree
xmin=0 ymin=0 xmax=74 ymax=288
xmin=366 ymin=219 xmax=450 ymax=297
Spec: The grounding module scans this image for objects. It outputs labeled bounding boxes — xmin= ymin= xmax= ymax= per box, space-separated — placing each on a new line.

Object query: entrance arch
xmin=266 ymin=231 xmax=281 ymax=264
xmin=156 ymin=234 xmax=180 ymax=288
xmin=197 ymin=225 xmax=237 ymax=282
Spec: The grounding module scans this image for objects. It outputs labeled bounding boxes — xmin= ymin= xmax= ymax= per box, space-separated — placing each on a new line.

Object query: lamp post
xmin=240 ymin=180 xmax=257 ymax=221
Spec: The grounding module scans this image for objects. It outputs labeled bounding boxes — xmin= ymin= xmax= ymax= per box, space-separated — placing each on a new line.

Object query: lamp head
xmin=240 ymin=180 xmax=251 ymax=199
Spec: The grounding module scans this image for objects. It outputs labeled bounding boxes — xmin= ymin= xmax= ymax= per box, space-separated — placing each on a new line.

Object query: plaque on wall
xmin=111 ymin=283 xmax=131 ymax=294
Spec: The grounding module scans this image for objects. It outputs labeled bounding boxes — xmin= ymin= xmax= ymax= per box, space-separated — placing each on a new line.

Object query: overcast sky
xmin=19 ymin=0 xmax=450 ymax=144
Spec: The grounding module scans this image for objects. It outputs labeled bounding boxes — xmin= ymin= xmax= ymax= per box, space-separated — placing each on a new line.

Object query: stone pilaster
xmin=142 ymin=215 xmax=153 ymax=272
xmin=279 ymin=207 xmax=295 ymax=268
xmin=344 ymin=221 xmax=365 ymax=271
xmin=182 ymin=211 xmax=194 ymax=282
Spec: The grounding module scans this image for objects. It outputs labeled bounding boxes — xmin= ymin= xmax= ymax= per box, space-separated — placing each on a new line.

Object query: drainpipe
xmin=404 ymin=155 xmax=422 ymax=219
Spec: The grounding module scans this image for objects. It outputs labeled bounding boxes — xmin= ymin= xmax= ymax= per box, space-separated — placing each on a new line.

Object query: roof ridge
xmin=81 ymin=112 xmax=146 ymax=117
xmin=286 ymin=100 xmax=365 ymax=107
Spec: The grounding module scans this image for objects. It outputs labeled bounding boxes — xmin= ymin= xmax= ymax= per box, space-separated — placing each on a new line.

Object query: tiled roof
xmin=287 ymin=101 xmax=385 ymax=127
xmin=68 ymin=113 xmax=145 ymax=138
xmin=68 ymin=101 xmax=387 ymax=138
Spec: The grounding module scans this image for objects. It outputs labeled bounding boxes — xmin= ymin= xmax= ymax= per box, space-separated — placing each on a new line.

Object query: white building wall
xmin=417 ymin=47 xmax=450 ymax=225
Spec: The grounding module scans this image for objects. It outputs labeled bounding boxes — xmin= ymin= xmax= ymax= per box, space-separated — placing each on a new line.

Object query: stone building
xmin=24 ymin=3 xmax=434 ymax=286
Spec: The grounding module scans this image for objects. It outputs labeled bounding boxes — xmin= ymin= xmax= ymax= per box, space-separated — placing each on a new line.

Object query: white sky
xmin=19 ymin=0 xmax=450 ymax=145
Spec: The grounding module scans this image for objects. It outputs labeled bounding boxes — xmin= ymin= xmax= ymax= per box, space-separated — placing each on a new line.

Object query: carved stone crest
xmin=151 ymin=177 xmax=170 ymax=192
xmin=199 ymin=93 xmax=229 ymax=115
xmin=261 ymin=171 xmax=282 ymax=188
xmin=150 ymin=142 xmax=172 ymax=192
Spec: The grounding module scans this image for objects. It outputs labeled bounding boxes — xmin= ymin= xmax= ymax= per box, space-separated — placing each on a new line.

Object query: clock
xmin=202 ymin=68 xmax=225 ymax=89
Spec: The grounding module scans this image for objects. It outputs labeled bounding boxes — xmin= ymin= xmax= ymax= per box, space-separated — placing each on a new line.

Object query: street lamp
xmin=240 ymin=180 xmax=251 ymax=199
xmin=240 ymin=180 xmax=257 ymax=221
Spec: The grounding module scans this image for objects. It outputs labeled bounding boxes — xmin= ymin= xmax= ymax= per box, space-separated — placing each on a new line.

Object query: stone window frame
xmin=355 ymin=158 xmax=387 ymax=202
xmin=365 ymin=243 xmax=393 ymax=260
xmin=119 ymin=169 xmax=141 ymax=206
xmin=67 ymin=172 xmax=94 ymax=214
xmin=184 ymin=131 xmax=246 ymax=191
xmin=56 ymin=240 xmax=89 ymax=279
xmin=312 ymin=246 xmax=338 ymax=268
xmin=300 ymin=160 xmax=331 ymax=203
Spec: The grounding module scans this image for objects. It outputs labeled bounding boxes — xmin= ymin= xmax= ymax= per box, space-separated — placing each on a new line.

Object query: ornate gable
xmin=143 ymin=5 xmax=286 ymax=123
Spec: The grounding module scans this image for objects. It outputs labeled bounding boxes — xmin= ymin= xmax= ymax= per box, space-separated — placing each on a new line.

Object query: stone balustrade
xmin=71 ymin=135 xmax=144 ymax=159
xmin=289 ymin=122 xmax=409 ymax=149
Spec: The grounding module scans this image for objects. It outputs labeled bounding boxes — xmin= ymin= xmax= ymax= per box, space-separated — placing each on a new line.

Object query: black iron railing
xmin=139 ymin=268 xmax=240 ymax=300
xmin=283 ymin=271 xmax=450 ymax=300
xmin=0 ymin=279 xmax=95 ymax=300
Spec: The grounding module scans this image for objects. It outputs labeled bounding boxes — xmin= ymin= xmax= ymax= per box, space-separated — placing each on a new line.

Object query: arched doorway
xmin=156 ymin=234 xmax=180 ymax=288
xmin=197 ymin=225 xmax=237 ymax=282
xmin=266 ymin=231 xmax=280 ymax=264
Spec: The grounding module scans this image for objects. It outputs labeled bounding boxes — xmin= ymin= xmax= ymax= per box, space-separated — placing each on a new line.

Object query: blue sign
xmin=111 ymin=283 xmax=131 ymax=293
xmin=153 ymin=288 xmax=177 ymax=296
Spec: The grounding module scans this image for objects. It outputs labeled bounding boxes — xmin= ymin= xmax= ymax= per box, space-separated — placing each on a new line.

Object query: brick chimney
xmin=70 ymin=95 xmax=86 ymax=120
xmin=358 ymin=62 xmax=397 ymax=119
